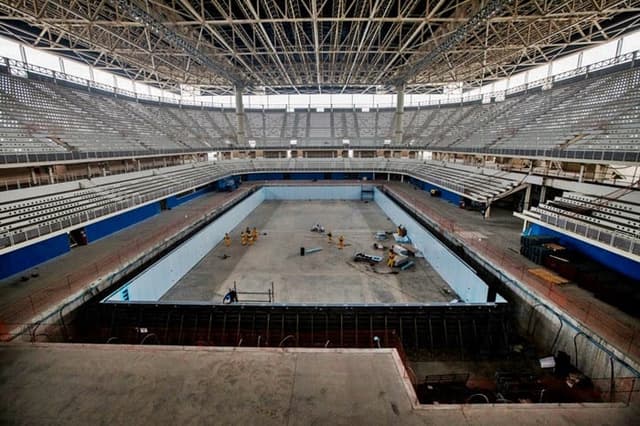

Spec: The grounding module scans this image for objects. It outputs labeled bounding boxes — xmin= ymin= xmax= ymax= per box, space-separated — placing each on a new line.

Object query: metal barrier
xmin=227 ymin=281 xmax=275 ymax=304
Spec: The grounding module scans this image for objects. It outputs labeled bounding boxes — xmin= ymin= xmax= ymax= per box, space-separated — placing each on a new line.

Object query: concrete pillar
xmin=387 ymin=173 xmax=390 ymax=181
xmin=539 ymin=185 xmax=547 ymax=204
xmin=372 ymin=172 xmax=376 ymax=181
xmin=137 ymin=160 xmax=141 ymax=171
xmin=31 ymin=168 xmax=37 ymax=185
xmin=579 ymin=164 xmax=585 ymax=183
xmin=235 ymin=85 xmax=246 ymax=146
xmin=394 ymin=83 xmax=405 ymax=144
xmin=523 ymin=184 xmax=532 ymax=211
xmin=484 ymin=203 xmax=491 ymax=219
xmin=48 ymin=166 xmax=55 ymax=184
xmin=86 ymin=164 xmax=91 ymax=179
xmin=401 ymin=175 xmax=404 ymax=183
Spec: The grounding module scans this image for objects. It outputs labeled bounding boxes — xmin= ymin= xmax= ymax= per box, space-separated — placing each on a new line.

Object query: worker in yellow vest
xmin=224 ymin=233 xmax=231 ymax=247
xmin=327 ymin=232 xmax=333 ymax=244
xmin=387 ymin=250 xmax=396 ymax=268
xmin=251 ymin=227 xmax=258 ymax=242
xmin=338 ymin=235 xmax=345 ymax=249
xmin=241 ymin=231 xmax=247 ymax=246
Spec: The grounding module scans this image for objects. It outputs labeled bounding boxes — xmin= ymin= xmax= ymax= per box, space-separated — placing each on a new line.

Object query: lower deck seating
xmin=520 ymin=191 xmax=640 ymax=256
xmin=0 ymin=159 xmax=521 ymax=251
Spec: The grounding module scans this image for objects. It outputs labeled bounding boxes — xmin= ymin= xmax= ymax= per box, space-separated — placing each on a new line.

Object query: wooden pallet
xmin=528 ymin=268 xmax=569 ymax=286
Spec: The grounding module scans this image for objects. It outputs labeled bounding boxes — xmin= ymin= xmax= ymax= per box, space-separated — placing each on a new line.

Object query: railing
xmin=2 ymin=49 xmax=638 ymax=110
xmin=537 ymin=211 xmax=640 ymax=256
xmin=0 ymin=148 xmax=209 ymax=166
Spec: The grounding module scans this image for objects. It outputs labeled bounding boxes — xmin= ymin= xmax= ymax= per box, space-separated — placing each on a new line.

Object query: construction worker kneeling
xmin=387 ymin=250 xmax=396 ymax=268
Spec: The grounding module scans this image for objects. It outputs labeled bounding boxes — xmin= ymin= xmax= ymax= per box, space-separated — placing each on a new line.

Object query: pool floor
xmin=160 ymin=200 xmax=456 ymax=304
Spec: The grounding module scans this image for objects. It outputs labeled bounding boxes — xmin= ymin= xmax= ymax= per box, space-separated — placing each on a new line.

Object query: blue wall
xmin=216 ymin=177 xmax=239 ymax=191
xmin=247 ymin=172 xmax=371 ymax=181
xmin=262 ymin=185 xmax=362 ymax=200
xmin=0 ymin=234 xmax=69 ymax=279
xmin=408 ymin=177 xmax=462 ymax=205
xmin=85 ymin=202 xmax=161 ymax=242
xmin=246 ymin=173 xmax=284 ymax=181
xmin=527 ymin=223 xmax=640 ymax=281
xmin=290 ymin=172 xmax=325 ymax=180
xmin=166 ymin=185 xmax=214 ymax=209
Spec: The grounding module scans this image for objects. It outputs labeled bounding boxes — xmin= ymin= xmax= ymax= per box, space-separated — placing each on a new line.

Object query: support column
xmin=523 ymin=184 xmax=532 ymax=211
xmin=235 ymin=85 xmax=246 ymax=146
xmin=579 ymin=164 xmax=585 ymax=183
xmin=394 ymin=83 xmax=405 ymax=144
xmin=539 ymin=185 xmax=547 ymax=204
xmin=48 ymin=166 xmax=54 ymax=184
xmin=387 ymin=173 xmax=390 ymax=181
xmin=30 ymin=168 xmax=37 ymax=185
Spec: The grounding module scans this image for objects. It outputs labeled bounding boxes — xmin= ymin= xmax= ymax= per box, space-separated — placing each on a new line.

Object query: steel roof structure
xmin=1 ymin=0 xmax=640 ymax=95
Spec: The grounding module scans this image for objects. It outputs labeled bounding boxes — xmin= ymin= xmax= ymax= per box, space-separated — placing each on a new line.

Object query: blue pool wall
xmin=105 ymin=189 xmax=265 ymax=302
xmin=105 ymin=186 xmax=502 ymax=303
xmin=375 ymin=188 xmax=504 ymax=303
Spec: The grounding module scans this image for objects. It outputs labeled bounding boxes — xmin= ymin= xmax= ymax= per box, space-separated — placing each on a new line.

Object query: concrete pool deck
xmin=160 ymin=200 xmax=455 ymax=304
xmin=1 ymin=343 xmax=638 ymax=425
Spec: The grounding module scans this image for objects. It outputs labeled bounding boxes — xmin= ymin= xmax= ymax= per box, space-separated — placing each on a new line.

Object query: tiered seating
xmin=263 ymin=111 xmax=286 ymax=138
xmin=502 ymin=69 xmax=640 ymax=151
xmin=0 ymin=74 xmax=95 ymax=153
xmin=245 ymin=111 xmax=264 ymax=142
xmin=443 ymin=97 xmax=523 ymax=148
xmin=2 ymin=65 xmax=639 ymax=155
xmin=308 ymin=112 xmax=331 ymax=139
xmin=375 ymin=111 xmax=394 ymax=141
xmin=571 ymin=69 xmax=640 ymax=151
xmin=0 ymin=158 xmax=523 ymax=250
xmin=521 ymin=192 xmax=640 ymax=256
xmin=69 ymin=90 xmax=175 ymax=151
xmin=0 ymin=162 xmax=239 ymax=248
